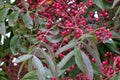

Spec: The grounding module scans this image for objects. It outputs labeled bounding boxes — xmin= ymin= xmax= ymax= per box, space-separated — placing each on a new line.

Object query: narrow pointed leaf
xmin=105 ymin=41 xmax=119 ymax=54
xmin=0 ymin=23 xmax=6 ymax=35
xmin=22 ymin=12 xmax=33 ymax=29
xmin=10 ymin=35 xmax=19 ymax=55
xmin=38 ymin=48 xmax=56 ymax=76
xmin=57 ymin=51 xmax=74 ymax=71
xmin=111 ymin=0 xmax=119 ymax=9
xmin=46 ymin=34 xmax=62 ymax=43
xmin=8 ymin=10 xmax=20 ymax=27
xmin=0 ymin=8 xmax=8 ymax=23
xmin=93 ymin=0 xmax=104 ymax=9
xmin=22 ymin=70 xmax=37 ymax=79
xmin=55 ymin=38 xmax=77 ymax=55
xmin=74 ymin=47 xmax=87 ymax=73
xmin=80 ymin=50 xmax=94 ymax=80
xmin=32 ymin=56 xmax=46 ymax=80
xmin=14 ymin=55 xmax=33 ymax=63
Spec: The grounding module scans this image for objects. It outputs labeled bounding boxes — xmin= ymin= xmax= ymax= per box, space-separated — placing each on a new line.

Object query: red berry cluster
xmin=5 ymin=56 xmax=27 ymax=80
xmin=95 ymin=27 xmax=112 ymax=42
xmin=16 ymin=0 xmax=46 ymax=13
xmin=101 ymin=52 xmax=120 ymax=77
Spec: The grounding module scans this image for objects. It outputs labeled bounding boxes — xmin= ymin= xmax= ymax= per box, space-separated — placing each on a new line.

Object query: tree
xmin=0 ymin=0 xmax=120 ymax=80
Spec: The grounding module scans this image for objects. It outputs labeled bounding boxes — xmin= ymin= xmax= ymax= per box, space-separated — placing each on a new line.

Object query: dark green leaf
xmin=10 ymin=35 xmax=19 ymax=55
xmin=22 ymin=13 xmax=33 ymax=29
xmin=34 ymin=14 xmax=47 ymax=26
xmin=91 ymin=62 xmax=103 ymax=75
xmin=46 ymin=34 xmax=62 ymax=43
xmin=105 ymin=40 xmax=119 ymax=54
xmin=39 ymin=24 xmax=47 ymax=32
xmin=93 ymin=0 xmax=104 ymax=9
xmin=50 ymin=27 xmax=59 ymax=35
xmin=62 ymin=58 xmax=75 ymax=69
xmin=0 ymin=8 xmax=8 ymax=23
xmin=103 ymin=0 xmax=112 ymax=10
xmin=57 ymin=51 xmax=74 ymax=71
xmin=69 ymin=67 xmax=80 ymax=78
xmin=8 ymin=11 xmax=20 ymax=27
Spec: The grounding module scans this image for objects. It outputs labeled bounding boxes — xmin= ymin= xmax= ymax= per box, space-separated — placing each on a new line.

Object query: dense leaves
xmin=0 ymin=0 xmax=120 ymax=80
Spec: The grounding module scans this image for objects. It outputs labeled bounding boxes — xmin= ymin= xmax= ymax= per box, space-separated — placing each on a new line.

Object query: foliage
xmin=0 ymin=0 xmax=120 ymax=80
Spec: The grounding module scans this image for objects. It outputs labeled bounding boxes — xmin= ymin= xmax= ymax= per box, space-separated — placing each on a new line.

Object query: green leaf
xmin=83 ymin=38 xmax=102 ymax=68
xmin=39 ymin=24 xmax=47 ymax=32
xmin=37 ymin=16 xmax=47 ymax=24
xmin=69 ymin=67 xmax=80 ymax=78
xmin=62 ymin=58 xmax=75 ymax=69
xmin=110 ymin=71 xmax=120 ymax=80
xmin=50 ymin=27 xmax=59 ymax=35
xmin=74 ymin=47 xmax=94 ymax=80
xmin=93 ymin=0 xmax=104 ymax=9
xmin=113 ymin=6 xmax=120 ymax=20
xmin=78 ymin=34 xmax=93 ymax=41
xmin=57 ymin=51 xmax=74 ymax=71
xmin=80 ymin=50 xmax=94 ymax=80
xmin=91 ymin=62 xmax=103 ymax=75
xmin=21 ymin=70 xmax=37 ymax=79
xmin=32 ymin=56 xmax=46 ymax=80
xmin=38 ymin=48 xmax=56 ymax=76
xmin=103 ymin=0 xmax=112 ymax=10
xmin=0 ymin=5 xmax=4 ymax=9
xmin=5 ymin=3 xmax=12 ymax=8
xmin=0 ymin=23 xmax=6 ymax=35
xmin=10 ymin=35 xmax=19 ymax=55
xmin=74 ymin=47 xmax=87 ymax=73
xmin=17 ymin=38 xmax=27 ymax=53
xmin=40 ymin=41 xmax=55 ymax=57
xmin=0 ymin=8 xmax=8 ymax=23
xmin=18 ymin=62 xmax=26 ymax=78
xmin=14 ymin=55 xmax=33 ymax=63
xmin=45 ymin=68 xmax=52 ymax=79
xmin=0 ymin=0 xmax=4 ymax=5
xmin=55 ymin=38 xmax=77 ymax=55
xmin=111 ymin=0 xmax=119 ymax=9
xmin=46 ymin=34 xmax=62 ymax=43
xmin=105 ymin=40 xmax=119 ymax=54
xmin=27 ymin=36 xmax=39 ymax=44
xmin=8 ymin=10 xmax=20 ymax=27
xmin=22 ymin=12 xmax=33 ymax=29
xmin=34 ymin=14 xmax=47 ymax=27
